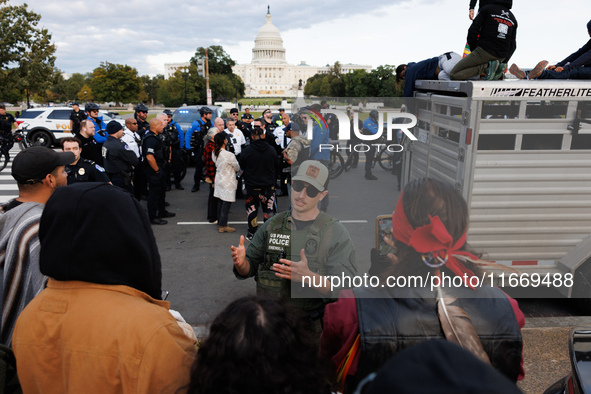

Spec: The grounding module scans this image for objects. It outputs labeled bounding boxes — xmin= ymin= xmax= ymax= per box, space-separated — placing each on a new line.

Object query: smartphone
xmin=376 ymin=214 xmax=397 ymax=258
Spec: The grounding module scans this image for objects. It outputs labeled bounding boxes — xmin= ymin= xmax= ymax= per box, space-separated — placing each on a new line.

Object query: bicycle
xmin=0 ymin=124 xmax=29 ymax=172
xmin=327 ymin=141 xmax=344 ymax=179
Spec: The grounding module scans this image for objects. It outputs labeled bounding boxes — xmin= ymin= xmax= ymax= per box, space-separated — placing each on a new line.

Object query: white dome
xmin=252 ymin=9 xmax=287 ymax=64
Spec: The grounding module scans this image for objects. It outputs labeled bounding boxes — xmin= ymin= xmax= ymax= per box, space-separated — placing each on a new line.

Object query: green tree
xmin=0 ymin=0 xmax=57 ymax=105
xmin=157 ymin=65 xmax=204 ymax=107
xmin=139 ymin=74 xmax=164 ymax=106
xmin=190 ymin=45 xmax=236 ymax=75
xmin=90 ymin=62 xmax=141 ymax=106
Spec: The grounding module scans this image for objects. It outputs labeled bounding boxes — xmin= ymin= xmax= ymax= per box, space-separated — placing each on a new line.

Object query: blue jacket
xmin=169 ymin=120 xmax=184 ymax=148
xmin=403 ymin=57 xmax=439 ymax=98
xmin=309 ymin=123 xmax=329 ymax=161
xmin=184 ymin=119 xmax=205 ymax=150
xmin=89 ymin=116 xmax=107 ymax=144
xmin=362 ymin=118 xmax=379 ymax=135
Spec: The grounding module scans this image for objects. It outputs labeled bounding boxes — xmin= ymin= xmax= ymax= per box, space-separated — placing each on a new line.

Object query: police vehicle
xmin=16 ymin=106 xmax=124 ymax=147
xmin=172 ymin=105 xmax=228 ymax=132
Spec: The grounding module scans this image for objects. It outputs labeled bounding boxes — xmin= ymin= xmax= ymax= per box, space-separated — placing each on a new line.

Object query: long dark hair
xmin=186 ymin=296 xmax=330 ymax=394
xmin=386 ymin=178 xmax=482 ymax=278
xmin=213 ymin=132 xmax=225 ymax=157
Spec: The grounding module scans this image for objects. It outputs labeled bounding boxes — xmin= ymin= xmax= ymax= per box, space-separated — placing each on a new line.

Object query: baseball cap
xmin=292 ymin=160 xmax=328 ymax=192
xmin=106 ymin=120 xmax=123 ymax=135
xmin=72 ymin=102 xmax=79 ymax=106
xmin=12 ymin=146 xmax=75 ymax=184
xmin=230 ymin=108 xmax=238 ymax=114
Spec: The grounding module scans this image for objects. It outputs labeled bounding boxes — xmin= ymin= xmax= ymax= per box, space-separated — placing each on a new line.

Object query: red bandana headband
xmin=392 ymin=193 xmax=479 ymax=289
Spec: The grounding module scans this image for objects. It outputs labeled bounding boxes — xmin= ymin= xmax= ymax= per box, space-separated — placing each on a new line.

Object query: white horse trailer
xmin=402 ymin=80 xmax=591 ymax=298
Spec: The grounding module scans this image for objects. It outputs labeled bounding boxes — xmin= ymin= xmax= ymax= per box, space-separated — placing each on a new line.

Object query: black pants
xmin=169 ymin=147 xmax=183 ymax=186
xmin=365 ymin=145 xmax=376 ymax=175
xmin=192 ymin=148 xmax=204 ymax=188
xmin=208 ymin=184 xmax=219 ymax=222
xmin=146 ymin=170 xmax=166 ymax=220
xmin=245 ymin=186 xmax=276 ymax=234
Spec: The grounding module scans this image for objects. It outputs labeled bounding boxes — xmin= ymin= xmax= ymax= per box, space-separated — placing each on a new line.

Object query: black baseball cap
xmin=72 ymin=102 xmax=79 ymax=106
xmin=12 ymin=146 xmax=75 ymax=184
xmin=230 ymin=108 xmax=238 ymax=114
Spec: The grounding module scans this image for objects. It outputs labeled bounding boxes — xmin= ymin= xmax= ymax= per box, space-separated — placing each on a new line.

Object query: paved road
xmin=2 ymin=145 xmax=589 ymax=393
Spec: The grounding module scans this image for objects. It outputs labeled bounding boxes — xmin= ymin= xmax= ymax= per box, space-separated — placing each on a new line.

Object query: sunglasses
xmin=292 ymin=180 xmax=321 ymax=198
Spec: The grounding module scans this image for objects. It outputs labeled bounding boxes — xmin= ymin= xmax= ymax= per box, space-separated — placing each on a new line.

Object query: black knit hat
xmin=106 ymin=120 xmax=123 ymax=135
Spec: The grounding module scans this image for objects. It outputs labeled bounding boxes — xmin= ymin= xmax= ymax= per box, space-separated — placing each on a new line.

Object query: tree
xmin=190 ymin=45 xmax=236 ymax=75
xmin=90 ymin=62 xmax=141 ymax=106
xmin=77 ymin=85 xmax=93 ymax=102
xmin=0 ymin=0 xmax=57 ymax=105
xmin=139 ymin=74 xmax=164 ymax=106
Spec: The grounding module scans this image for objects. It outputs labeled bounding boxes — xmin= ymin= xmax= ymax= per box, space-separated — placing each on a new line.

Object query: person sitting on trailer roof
xmin=509 ymin=19 xmax=591 ymax=80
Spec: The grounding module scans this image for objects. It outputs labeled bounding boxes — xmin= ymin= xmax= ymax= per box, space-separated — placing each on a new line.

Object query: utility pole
xmin=205 ymin=48 xmax=212 ymax=106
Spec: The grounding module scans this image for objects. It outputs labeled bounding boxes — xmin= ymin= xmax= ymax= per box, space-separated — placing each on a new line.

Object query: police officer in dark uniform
xmin=237 ymin=112 xmax=253 ymax=143
xmin=163 ymin=109 xmax=184 ymax=190
xmin=186 ymin=107 xmax=212 ymax=192
xmin=102 ymin=121 xmax=138 ymax=194
xmin=134 ymin=103 xmax=150 ymax=136
xmin=0 ymin=104 xmax=15 ymax=151
xmin=69 ymin=102 xmax=87 ymax=136
xmin=143 ymin=118 xmax=175 ymax=225
xmin=61 ymin=137 xmax=110 ymax=185
xmin=158 ymin=114 xmax=173 ymax=191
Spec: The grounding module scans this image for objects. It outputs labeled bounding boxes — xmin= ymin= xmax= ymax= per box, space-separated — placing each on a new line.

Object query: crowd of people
xmin=7 ymin=1 xmax=591 ymax=391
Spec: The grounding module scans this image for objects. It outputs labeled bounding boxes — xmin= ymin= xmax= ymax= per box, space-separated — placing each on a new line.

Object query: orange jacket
xmin=13 ymin=279 xmax=197 ymax=394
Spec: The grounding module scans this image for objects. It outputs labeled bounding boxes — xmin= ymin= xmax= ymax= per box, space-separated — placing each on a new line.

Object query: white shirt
xmin=121 ymin=127 xmax=141 ymax=158
xmin=274 ymin=125 xmax=291 ymax=150
xmin=225 ymin=128 xmax=246 ymax=156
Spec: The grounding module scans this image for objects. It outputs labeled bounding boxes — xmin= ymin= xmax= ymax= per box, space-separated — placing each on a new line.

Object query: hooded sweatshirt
xmin=39 ymin=182 xmax=162 ymax=299
xmin=239 ymin=138 xmax=278 ymax=188
xmin=467 ymin=0 xmax=517 ymax=62
xmin=0 ymin=200 xmax=45 ymax=346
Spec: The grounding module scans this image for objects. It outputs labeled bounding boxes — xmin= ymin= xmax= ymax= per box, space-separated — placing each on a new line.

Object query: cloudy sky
xmin=16 ymin=0 xmax=591 ymax=77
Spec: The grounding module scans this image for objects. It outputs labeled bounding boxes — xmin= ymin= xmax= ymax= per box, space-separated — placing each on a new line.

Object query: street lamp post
xmin=182 ymin=67 xmax=189 ymax=105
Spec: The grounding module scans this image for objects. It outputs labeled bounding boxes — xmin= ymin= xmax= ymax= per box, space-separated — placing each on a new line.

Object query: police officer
xmin=134 ymin=103 xmax=150 ymax=136
xmin=363 ymin=110 xmax=380 ymax=181
xmin=102 ymin=121 xmax=138 ymax=194
xmin=61 ymin=137 xmax=110 ymax=185
xmin=0 ymin=104 xmax=15 ymax=150
xmin=161 ymin=110 xmax=184 ymax=190
xmin=69 ymin=102 xmax=87 ymax=136
xmin=143 ymin=118 xmax=175 ymax=225
xmin=231 ymin=161 xmax=358 ymax=336
xmin=85 ymin=103 xmax=107 ymax=144
xmin=237 ymin=110 xmax=253 ymax=143
xmin=185 ymin=107 xmax=212 ymax=192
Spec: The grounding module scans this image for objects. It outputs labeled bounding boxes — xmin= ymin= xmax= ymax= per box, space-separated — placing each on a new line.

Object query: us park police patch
xmin=267 ymin=233 xmax=290 ymax=252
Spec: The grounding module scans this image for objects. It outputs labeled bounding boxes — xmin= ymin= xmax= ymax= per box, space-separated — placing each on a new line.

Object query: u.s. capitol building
xmin=232 ymin=8 xmax=371 ymax=97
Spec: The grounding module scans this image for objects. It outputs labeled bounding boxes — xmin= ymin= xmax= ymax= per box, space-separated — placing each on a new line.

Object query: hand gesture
xmin=274 ymin=249 xmax=311 ymax=283
xmin=231 ymin=236 xmax=248 ymax=275
xmin=547 ymin=65 xmax=557 ymax=71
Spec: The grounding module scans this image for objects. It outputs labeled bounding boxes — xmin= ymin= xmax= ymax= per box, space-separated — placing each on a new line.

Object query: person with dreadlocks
xmin=319 ymin=177 xmax=524 ymax=394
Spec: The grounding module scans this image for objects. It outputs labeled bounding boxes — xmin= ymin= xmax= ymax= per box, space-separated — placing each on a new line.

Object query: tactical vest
xmin=165 ymin=124 xmax=180 ymax=148
xmin=190 ymin=119 xmax=210 ymax=150
xmin=350 ymin=285 xmax=523 ymax=391
xmin=141 ymin=132 xmax=164 ymax=168
xmin=256 ymin=211 xmax=336 ymax=311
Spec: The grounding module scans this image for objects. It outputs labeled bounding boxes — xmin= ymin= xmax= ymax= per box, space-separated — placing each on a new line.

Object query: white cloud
xmin=11 ymin=0 xmax=591 ymax=76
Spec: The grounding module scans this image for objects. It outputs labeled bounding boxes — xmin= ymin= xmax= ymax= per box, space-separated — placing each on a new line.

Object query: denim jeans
xmin=217 ymin=200 xmax=231 ymax=227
